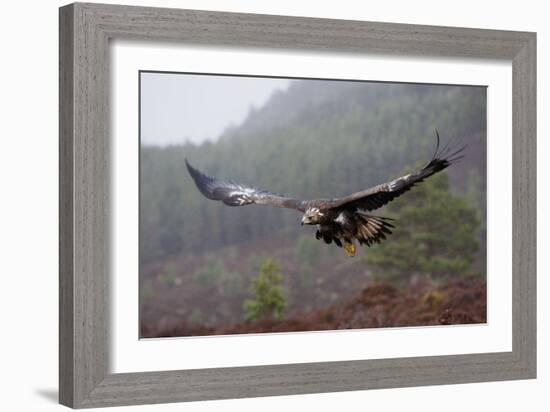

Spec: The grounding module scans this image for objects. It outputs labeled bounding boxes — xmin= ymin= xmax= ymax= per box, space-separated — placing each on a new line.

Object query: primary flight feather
xmin=186 ymin=130 xmax=465 ymax=257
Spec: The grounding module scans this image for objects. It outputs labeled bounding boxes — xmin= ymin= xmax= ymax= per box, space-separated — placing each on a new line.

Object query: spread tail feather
xmin=355 ymin=213 xmax=394 ymax=247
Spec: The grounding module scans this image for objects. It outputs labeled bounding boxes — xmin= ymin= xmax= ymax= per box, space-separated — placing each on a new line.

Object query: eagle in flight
xmin=186 ymin=131 xmax=464 ymax=257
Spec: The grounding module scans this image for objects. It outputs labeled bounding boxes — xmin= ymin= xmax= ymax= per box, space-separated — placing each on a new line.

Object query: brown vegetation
xmin=141 ymin=278 xmax=486 ymax=338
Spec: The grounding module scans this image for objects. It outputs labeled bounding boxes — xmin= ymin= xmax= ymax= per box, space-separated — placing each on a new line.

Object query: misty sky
xmin=140 ymin=72 xmax=291 ymax=146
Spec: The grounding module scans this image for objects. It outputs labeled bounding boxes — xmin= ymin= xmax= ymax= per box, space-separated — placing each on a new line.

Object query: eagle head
xmin=301 ymin=208 xmax=324 ymax=226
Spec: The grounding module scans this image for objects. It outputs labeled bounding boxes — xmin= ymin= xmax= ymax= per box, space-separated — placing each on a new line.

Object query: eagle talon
xmin=343 ymin=241 xmax=356 ymax=257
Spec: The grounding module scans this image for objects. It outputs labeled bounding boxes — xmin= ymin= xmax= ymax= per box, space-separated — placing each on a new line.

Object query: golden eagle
xmin=186 ymin=131 xmax=464 ymax=257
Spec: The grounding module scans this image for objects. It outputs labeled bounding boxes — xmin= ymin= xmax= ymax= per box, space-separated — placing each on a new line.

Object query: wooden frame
xmin=59 ymin=2 xmax=536 ymax=408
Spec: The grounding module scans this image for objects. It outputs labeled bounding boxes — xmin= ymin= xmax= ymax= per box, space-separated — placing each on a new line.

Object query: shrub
xmin=243 ymin=259 xmax=287 ymax=321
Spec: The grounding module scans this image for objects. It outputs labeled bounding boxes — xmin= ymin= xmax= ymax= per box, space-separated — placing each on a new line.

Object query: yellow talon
xmin=343 ymin=240 xmax=356 ymax=257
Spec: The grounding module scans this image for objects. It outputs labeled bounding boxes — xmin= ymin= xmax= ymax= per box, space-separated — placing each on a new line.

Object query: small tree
xmin=243 ymin=259 xmax=287 ymax=321
xmin=367 ymin=171 xmax=480 ymax=284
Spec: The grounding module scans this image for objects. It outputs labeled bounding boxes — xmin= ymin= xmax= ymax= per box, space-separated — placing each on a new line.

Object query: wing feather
xmin=325 ymin=130 xmax=465 ymax=212
xmin=185 ymin=160 xmax=305 ymax=211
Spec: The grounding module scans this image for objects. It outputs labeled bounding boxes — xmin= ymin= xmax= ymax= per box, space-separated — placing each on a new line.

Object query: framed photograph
xmin=59 ymin=2 xmax=536 ymax=408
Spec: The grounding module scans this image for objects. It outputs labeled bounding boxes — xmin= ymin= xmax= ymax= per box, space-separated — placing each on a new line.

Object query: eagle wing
xmin=324 ymin=131 xmax=465 ymax=212
xmin=186 ymin=160 xmax=306 ymax=211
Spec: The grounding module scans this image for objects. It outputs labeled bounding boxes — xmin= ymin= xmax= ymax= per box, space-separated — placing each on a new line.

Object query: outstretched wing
xmin=325 ymin=131 xmax=465 ymax=212
xmin=185 ymin=160 xmax=306 ymax=211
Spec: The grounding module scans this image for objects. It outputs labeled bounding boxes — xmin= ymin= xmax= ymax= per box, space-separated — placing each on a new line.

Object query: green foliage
xmin=243 ymin=259 xmax=287 ymax=321
xmin=367 ymin=172 xmax=480 ymax=284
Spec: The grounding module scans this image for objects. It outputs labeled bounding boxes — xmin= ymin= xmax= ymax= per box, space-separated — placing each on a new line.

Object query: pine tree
xmin=243 ymin=259 xmax=287 ymax=321
xmin=366 ymin=171 xmax=480 ymax=284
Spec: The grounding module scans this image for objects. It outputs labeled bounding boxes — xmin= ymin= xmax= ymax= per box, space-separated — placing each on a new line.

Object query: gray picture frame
xmin=59 ymin=2 xmax=536 ymax=408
